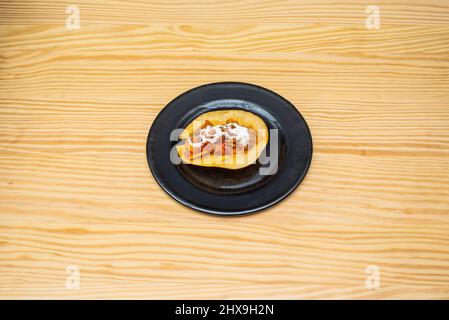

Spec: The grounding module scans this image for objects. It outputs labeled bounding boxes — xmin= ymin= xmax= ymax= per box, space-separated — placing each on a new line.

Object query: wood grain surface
xmin=1 ymin=0 xmax=449 ymax=299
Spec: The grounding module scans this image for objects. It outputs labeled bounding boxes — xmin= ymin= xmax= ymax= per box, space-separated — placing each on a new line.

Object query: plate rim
xmin=146 ymin=81 xmax=313 ymax=216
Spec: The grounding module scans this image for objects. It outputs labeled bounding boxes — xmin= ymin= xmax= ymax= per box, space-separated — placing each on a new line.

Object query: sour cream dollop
xmin=188 ymin=122 xmax=250 ymax=148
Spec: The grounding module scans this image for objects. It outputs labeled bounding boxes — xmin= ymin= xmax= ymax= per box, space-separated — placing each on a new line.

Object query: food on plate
xmin=176 ymin=110 xmax=268 ymax=169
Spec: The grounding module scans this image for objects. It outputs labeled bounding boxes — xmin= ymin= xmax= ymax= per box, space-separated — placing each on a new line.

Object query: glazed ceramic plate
xmin=146 ymin=82 xmax=312 ymax=215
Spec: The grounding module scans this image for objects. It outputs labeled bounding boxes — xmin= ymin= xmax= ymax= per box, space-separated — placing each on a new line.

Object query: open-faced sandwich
xmin=176 ymin=110 xmax=268 ymax=169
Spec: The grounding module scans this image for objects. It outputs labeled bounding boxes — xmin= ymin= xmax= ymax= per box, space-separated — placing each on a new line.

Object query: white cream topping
xmin=188 ymin=122 xmax=250 ymax=148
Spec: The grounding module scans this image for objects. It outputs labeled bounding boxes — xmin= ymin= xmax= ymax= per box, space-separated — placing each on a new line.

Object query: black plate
xmin=146 ymin=82 xmax=312 ymax=215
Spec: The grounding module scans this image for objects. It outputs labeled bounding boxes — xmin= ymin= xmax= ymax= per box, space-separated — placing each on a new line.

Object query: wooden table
xmin=1 ymin=0 xmax=449 ymax=299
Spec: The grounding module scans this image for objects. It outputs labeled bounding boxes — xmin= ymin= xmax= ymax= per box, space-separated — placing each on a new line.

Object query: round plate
xmin=146 ymin=82 xmax=312 ymax=215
